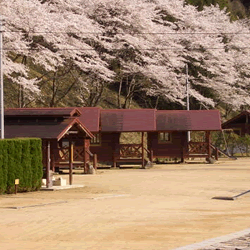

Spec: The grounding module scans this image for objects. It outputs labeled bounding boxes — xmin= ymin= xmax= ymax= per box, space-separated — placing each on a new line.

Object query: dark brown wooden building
xmin=90 ymin=109 xmax=156 ymax=167
xmin=149 ymin=110 xmax=222 ymax=160
xmin=85 ymin=108 xmax=222 ymax=166
xmin=4 ymin=108 xmax=95 ymax=187
xmin=5 ymin=107 xmax=222 ymax=175
xmin=222 ymin=111 xmax=250 ymax=136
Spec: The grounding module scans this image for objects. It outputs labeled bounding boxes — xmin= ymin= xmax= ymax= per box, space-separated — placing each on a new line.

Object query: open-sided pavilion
xmin=88 ymin=109 xmax=222 ymax=166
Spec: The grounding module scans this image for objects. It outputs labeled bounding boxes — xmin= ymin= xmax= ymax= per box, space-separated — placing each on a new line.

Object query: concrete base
xmin=40 ymin=184 xmax=84 ymax=191
xmin=53 ymin=177 xmax=67 ymax=186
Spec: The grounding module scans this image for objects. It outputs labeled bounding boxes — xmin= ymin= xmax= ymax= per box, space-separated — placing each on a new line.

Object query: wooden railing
xmin=188 ymin=141 xmax=209 ymax=155
xmin=119 ymin=144 xmax=143 ymax=158
xmin=57 ymin=146 xmax=97 ymax=169
xmin=117 ymin=144 xmax=153 ymax=161
xmin=58 ymin=147 xmax=69 ymax=161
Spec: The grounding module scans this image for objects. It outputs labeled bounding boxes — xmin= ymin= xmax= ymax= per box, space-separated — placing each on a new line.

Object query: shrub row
xmin=0 ymin=138 xmax=43 ymax=194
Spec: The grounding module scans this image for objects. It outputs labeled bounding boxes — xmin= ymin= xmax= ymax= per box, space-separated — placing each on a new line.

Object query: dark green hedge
xmin=0 ymin=138 xmax=43 ymax=194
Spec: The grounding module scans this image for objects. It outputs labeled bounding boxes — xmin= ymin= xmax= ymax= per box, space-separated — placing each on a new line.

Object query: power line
xmin=2 ymin=46 xmax=250 ymax=51
xmin=3 ymin=31 xmax=250 ymax=35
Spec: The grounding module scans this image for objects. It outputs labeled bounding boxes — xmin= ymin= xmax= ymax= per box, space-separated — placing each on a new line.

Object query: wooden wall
xmin=90 ymin=132 xmax=120 ymax=162
xmin=147 ymin=131 xmax=188 ymax=159
xmin=224 ymin=123 xmax=250 ymax=136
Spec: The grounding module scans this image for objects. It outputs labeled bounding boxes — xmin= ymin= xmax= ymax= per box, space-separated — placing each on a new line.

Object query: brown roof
xmin=77 ymin=107 xmax=101 ymax=133
xmin=222 ymin=111 xmax=250 ymax=129
xmin=101 ymin=109 xmax=156 ymax=132
xmin=5 ymin=118 xmax=94 ymax=140
xmin=157 ymin=110 xmax=221 ymax=131
xmin=5 ymin=108 xmax=81 ymax=117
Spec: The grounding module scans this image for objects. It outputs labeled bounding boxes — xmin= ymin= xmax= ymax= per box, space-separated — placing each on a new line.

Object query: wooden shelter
xmin=90 ymin=109 xmax=156 ymax=168
xmin=88 ymin=109 xmax=222 ymax=166
xmin=148 ymin=110 xmax=222 ymax=161
xmin=222 ymin=111 xmax=250 ymax=136
xmin=4 ymin=108 xmax=95 ymax=187
xmin=4 ymin=107 xmax=222 ymax=175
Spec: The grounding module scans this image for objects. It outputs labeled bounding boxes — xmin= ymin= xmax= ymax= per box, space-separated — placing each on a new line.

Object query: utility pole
xmin=186 ymin=63 xmax=190 ymax=142
xmin=0 ymin=16 xmax=4 ymax=139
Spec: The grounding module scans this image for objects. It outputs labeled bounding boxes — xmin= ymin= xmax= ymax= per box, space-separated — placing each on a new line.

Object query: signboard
xmin=15 ymin=179 xmax=19 ymax=185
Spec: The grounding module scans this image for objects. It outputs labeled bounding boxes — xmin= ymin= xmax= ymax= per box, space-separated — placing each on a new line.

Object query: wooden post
xmin=206 ymin=131 xmax=211 ymax=159
xmin=142 ymin=132 xmax=145 ymax=168
xmin=181 ymin=132 xmax=187 ymax=163
xmin=113 ymin=144 xmax=118 ymax=168
xmin=50 ymin=143 xmax=55 ymax=172
xmin=15 ymin=179 xmax=19 ymax=194
xmin=69 ymin=139 xmax=73 ymax=185
xmin=113 ymin=152 xmax=117 ymax=169
xmin=46 ymin=140 xmax=51 ymax=188
xmin=150 ymin=149 xmax=153 ymax=162
xmin=181 ymin=149 xmax=185 ymax=163
xmin=93 ymin=154 xmax=97 ymax=170
xmin=215 ymin=147 xmax=219 ymax=161
xmin=83 ymin=138 xmax=87 ymax=173
xmin=50 ymin=139 xmax=58 ymax=172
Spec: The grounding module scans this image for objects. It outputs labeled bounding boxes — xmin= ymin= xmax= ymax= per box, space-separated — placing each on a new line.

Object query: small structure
xmin=148 ymin=110 xmax=222 ymax=162
xmin=222 ymin=111 xmax=250 ymax=136
xmin=5 ymin=108 xmax=95 ymax=187
xmin=88 ymin=109 xmax=222 ymax=166
xmin=90 ymin=109 xmax=156 ymax=168
xmin=4 ymin=107 xmax=223 ymax=173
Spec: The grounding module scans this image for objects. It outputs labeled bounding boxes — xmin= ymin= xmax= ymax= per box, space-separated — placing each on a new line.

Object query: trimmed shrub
xmin=6 ymin=140 xmax=16 ymax=193
xmin=30 ymin=139 xmax=43 ymax=190
xmin=0 ymin=140 xmax=7 ymax=194
xmin=20 ymin=139 xmax=32 ymax=191
xmin=0 ymin=138 xmax=43 ymax=194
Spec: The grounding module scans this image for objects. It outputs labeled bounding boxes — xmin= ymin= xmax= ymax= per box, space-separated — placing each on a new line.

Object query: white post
xmin=0 ymin=17 xmax=4 ymax=139
xmin=186 ymin=64 xmax=190 ymax=142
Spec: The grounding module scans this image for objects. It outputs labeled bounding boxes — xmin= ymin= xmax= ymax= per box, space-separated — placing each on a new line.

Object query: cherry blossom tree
xmin=1 ymin=0 xmax=250 ymax=111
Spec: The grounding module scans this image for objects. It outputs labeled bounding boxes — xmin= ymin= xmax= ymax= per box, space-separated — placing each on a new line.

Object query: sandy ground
xmin=1 ymin=158 xmax=250 ymax=250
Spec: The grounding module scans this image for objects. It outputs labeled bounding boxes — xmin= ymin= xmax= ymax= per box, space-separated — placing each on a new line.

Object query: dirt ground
xmin=1 ymin=158 xmax=250 ymax=250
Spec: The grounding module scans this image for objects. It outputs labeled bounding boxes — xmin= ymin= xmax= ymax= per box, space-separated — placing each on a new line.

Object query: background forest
xmin=1 ymin=0 xmax=250 ymax=121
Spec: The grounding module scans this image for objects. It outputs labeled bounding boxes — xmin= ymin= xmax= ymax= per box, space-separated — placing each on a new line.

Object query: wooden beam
xmin=83 ymin=138 xmax=87 ymax=173
xmin=150 ymin=149 xmax=153 ymax=162
xmin=181 ymin=132 xmax=187 ymax=163
xmin=142 ymin=132 xmax=145 ymax=168
xmin=69 ymin=139 xmax=73 ymax=185
xmin=206 ymin=131 xmax=211 ymax=159
xmin=215 ymin=147 xmax=219 ymax=161
xmin=93 ymin=154 xmax=97 ymax=170
xmin=46 ymin=140 xmax=51 ymax=188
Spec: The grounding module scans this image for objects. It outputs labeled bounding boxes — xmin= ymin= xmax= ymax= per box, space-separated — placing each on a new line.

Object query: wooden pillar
xmin=181 ymin=132 xmax=187 ymax=163
xmin=215 ymin=147 xmax=219 ymax=161
xmin=93 ymin=154 xmax=97 ymax=170
xmin=206 ymin=131 xmax=211 ymax=159
xmin=142 ymin=132 xmax=145 ymax=169
xmin=113 ymin=151 xmax=117 ymax=169
xmin=113 ymin=140 xmax=118 ymax=169
xmin=150 ymin=149 xmax=153 ymax=162
xmin=46 ymin=140 xmax=51 ymax=188
xmin=181 ymin=147 xmax=185 ymax=163
xmin=50 ymin=143 xmax=55 ymax=172
xmin=69 ymin=139 xmax=73 ymax=185
xmin=50 ymin=139 xmax=58 ymax=172
xmin=83 ymin=138 xmax=87 ymax=173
